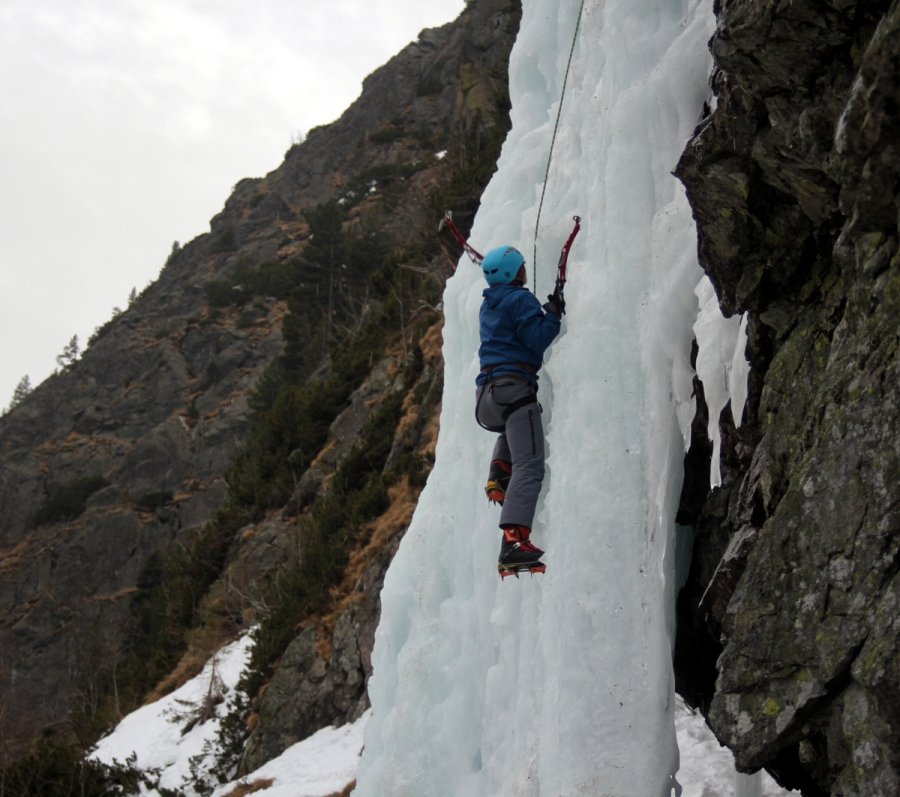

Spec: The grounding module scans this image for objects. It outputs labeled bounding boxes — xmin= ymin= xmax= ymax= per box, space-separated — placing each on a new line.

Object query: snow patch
xmin=90 ymin=634 xmax=254 ymax=795
xmin=210 ymin=714 xmax=367 ymax=797
xmin=89 ymin=631 xmax=368 ymax=797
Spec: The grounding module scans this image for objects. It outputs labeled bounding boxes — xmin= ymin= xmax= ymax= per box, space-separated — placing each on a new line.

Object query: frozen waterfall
xmin=355 ymin=1 xmax=722 ymax=795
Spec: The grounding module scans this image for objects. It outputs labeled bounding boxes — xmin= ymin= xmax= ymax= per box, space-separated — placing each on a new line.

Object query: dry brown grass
xmin=405 ymin=319 xmax=443 ymax=461
xmin=145 ymin=621 xmax=241 ymax=703
xmin=324 ymin=781 xmax=356 ymax=797
xmin=0 ymin=539 xmax=31 ymax=574
xmin=418 ymin=317 xmax=444 ymax=363
xmin=145 ymin=651 xmax=211 ymax=703
xmin=315 ymin=473 xmax=421 ymax=661
xmin=311 ymin=319 xmax=443 ymax=660
xmin=220 ymin=777 xmax=275 ymax=797
xmin=87 ymin=587 xmax=139 ymax=604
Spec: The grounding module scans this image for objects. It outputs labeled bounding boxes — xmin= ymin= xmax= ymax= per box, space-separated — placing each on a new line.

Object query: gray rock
xmin=675 ymin=1 xmax=899 ymax=793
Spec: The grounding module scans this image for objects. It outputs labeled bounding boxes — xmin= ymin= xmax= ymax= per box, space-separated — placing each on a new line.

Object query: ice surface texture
xmin=352 ymin=1 xmax=756 ymax=795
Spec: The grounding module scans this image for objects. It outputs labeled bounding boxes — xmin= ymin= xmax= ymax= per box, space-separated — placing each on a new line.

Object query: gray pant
xmin=475 ymin=377 xmax=545 ymax=529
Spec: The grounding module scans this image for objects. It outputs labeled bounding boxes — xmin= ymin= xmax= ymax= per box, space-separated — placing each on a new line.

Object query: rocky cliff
xmin=675 ymin=1 xmax=899 ymax=795
xmin=0 ymin=0 xmax=521 ymax=773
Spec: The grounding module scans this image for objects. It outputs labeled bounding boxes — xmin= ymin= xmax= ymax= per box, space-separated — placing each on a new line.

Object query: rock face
xmin=238 ymin=533 xmax=396 ymax=774
xmin=235 ymin=319 xmax=445 ymax=774
xmin=0 ymin=0 xmax=520 ymax=762
xmin=0 ymin=253 xmax=280 ymax=756
xmin=675 ymin=1 xmax=899 ymax=794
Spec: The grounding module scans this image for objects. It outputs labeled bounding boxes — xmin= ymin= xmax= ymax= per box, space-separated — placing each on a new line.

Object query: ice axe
xmin=438 ymin=210 xmax=484 ymax=265
xmin=546 ymin=215 xmax=581 ymax=314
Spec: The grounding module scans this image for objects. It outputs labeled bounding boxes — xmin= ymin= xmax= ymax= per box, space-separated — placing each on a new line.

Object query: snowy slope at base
xmin=91 ymin=635 xmax=255 ymax=795
xmin=86 ymin=630 xmax=789 ymax=795
xmin=89 ymin=632 xmax=368 ymax=797
xmin=209 ymin=718 xmax=367 ymax=797
xmin=353 ymin=1 xmax=754 ymax=795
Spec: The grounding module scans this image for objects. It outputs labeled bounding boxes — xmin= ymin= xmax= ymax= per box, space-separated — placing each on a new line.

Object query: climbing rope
xmin=532 ymin=0 xmax=587 ymax=291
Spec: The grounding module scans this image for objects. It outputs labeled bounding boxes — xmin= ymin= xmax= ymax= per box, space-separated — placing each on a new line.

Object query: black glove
xmin=543 ymin=290 xmax=565 ymax=317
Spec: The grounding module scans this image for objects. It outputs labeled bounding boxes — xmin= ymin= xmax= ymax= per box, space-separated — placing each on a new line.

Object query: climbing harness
xmin=438 ymin=210 xmax=484 ymax=264
xmin=532 ymin=0 xmax=587 ymax=290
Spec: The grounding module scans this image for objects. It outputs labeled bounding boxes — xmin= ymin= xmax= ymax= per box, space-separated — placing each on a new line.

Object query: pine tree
xmin=56 ymin=335 xmax=80 ymax=370
xmin=304 ymin=200 xmax=347 ymax=341
xmin=8 ymin=374 xmax=32 ymax=410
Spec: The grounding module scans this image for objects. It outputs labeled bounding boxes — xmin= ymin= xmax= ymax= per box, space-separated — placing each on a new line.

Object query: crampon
xmin=497 ymin=561 xmax=547 ymax=579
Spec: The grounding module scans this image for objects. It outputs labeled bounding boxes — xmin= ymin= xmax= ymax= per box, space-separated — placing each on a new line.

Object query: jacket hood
xmin=482 ymin=284 xmax=526 ymax=309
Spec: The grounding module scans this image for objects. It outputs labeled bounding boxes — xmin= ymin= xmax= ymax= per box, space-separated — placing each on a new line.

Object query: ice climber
xmin=475 ymin=244 xmax=564 ymax=575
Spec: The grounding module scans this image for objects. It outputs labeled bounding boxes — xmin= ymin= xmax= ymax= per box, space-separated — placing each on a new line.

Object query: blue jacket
xmin=477 ymin=285 xmax=561 ymax=385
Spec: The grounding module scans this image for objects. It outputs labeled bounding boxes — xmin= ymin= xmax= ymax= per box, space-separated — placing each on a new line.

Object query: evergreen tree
xmin=305 ymin=200 xmax=346 ymax=340
xmin=8 ymin=374 xmax=32 ymax=410
xmin=56 ymin=335 xmax=80 ymax=370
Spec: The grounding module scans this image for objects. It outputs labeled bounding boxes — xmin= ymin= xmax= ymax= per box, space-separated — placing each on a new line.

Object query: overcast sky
xmin=0 ymin=0 xmax=466 ymax=408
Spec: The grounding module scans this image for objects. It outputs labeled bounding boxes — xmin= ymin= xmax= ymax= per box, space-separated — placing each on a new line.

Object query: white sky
xmin=0 ymin=0 xmax=466 ymax=408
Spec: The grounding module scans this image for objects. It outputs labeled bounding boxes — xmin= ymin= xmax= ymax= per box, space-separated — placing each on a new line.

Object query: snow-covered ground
xmin=89 ymin=634 xmax=366 ymax=797
xmin=89 ymin=631 xmax=791 ymax=796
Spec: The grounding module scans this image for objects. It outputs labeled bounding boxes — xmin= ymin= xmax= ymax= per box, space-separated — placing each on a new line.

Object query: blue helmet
xmin=482 ymin=246 xmax=525 ymax=286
